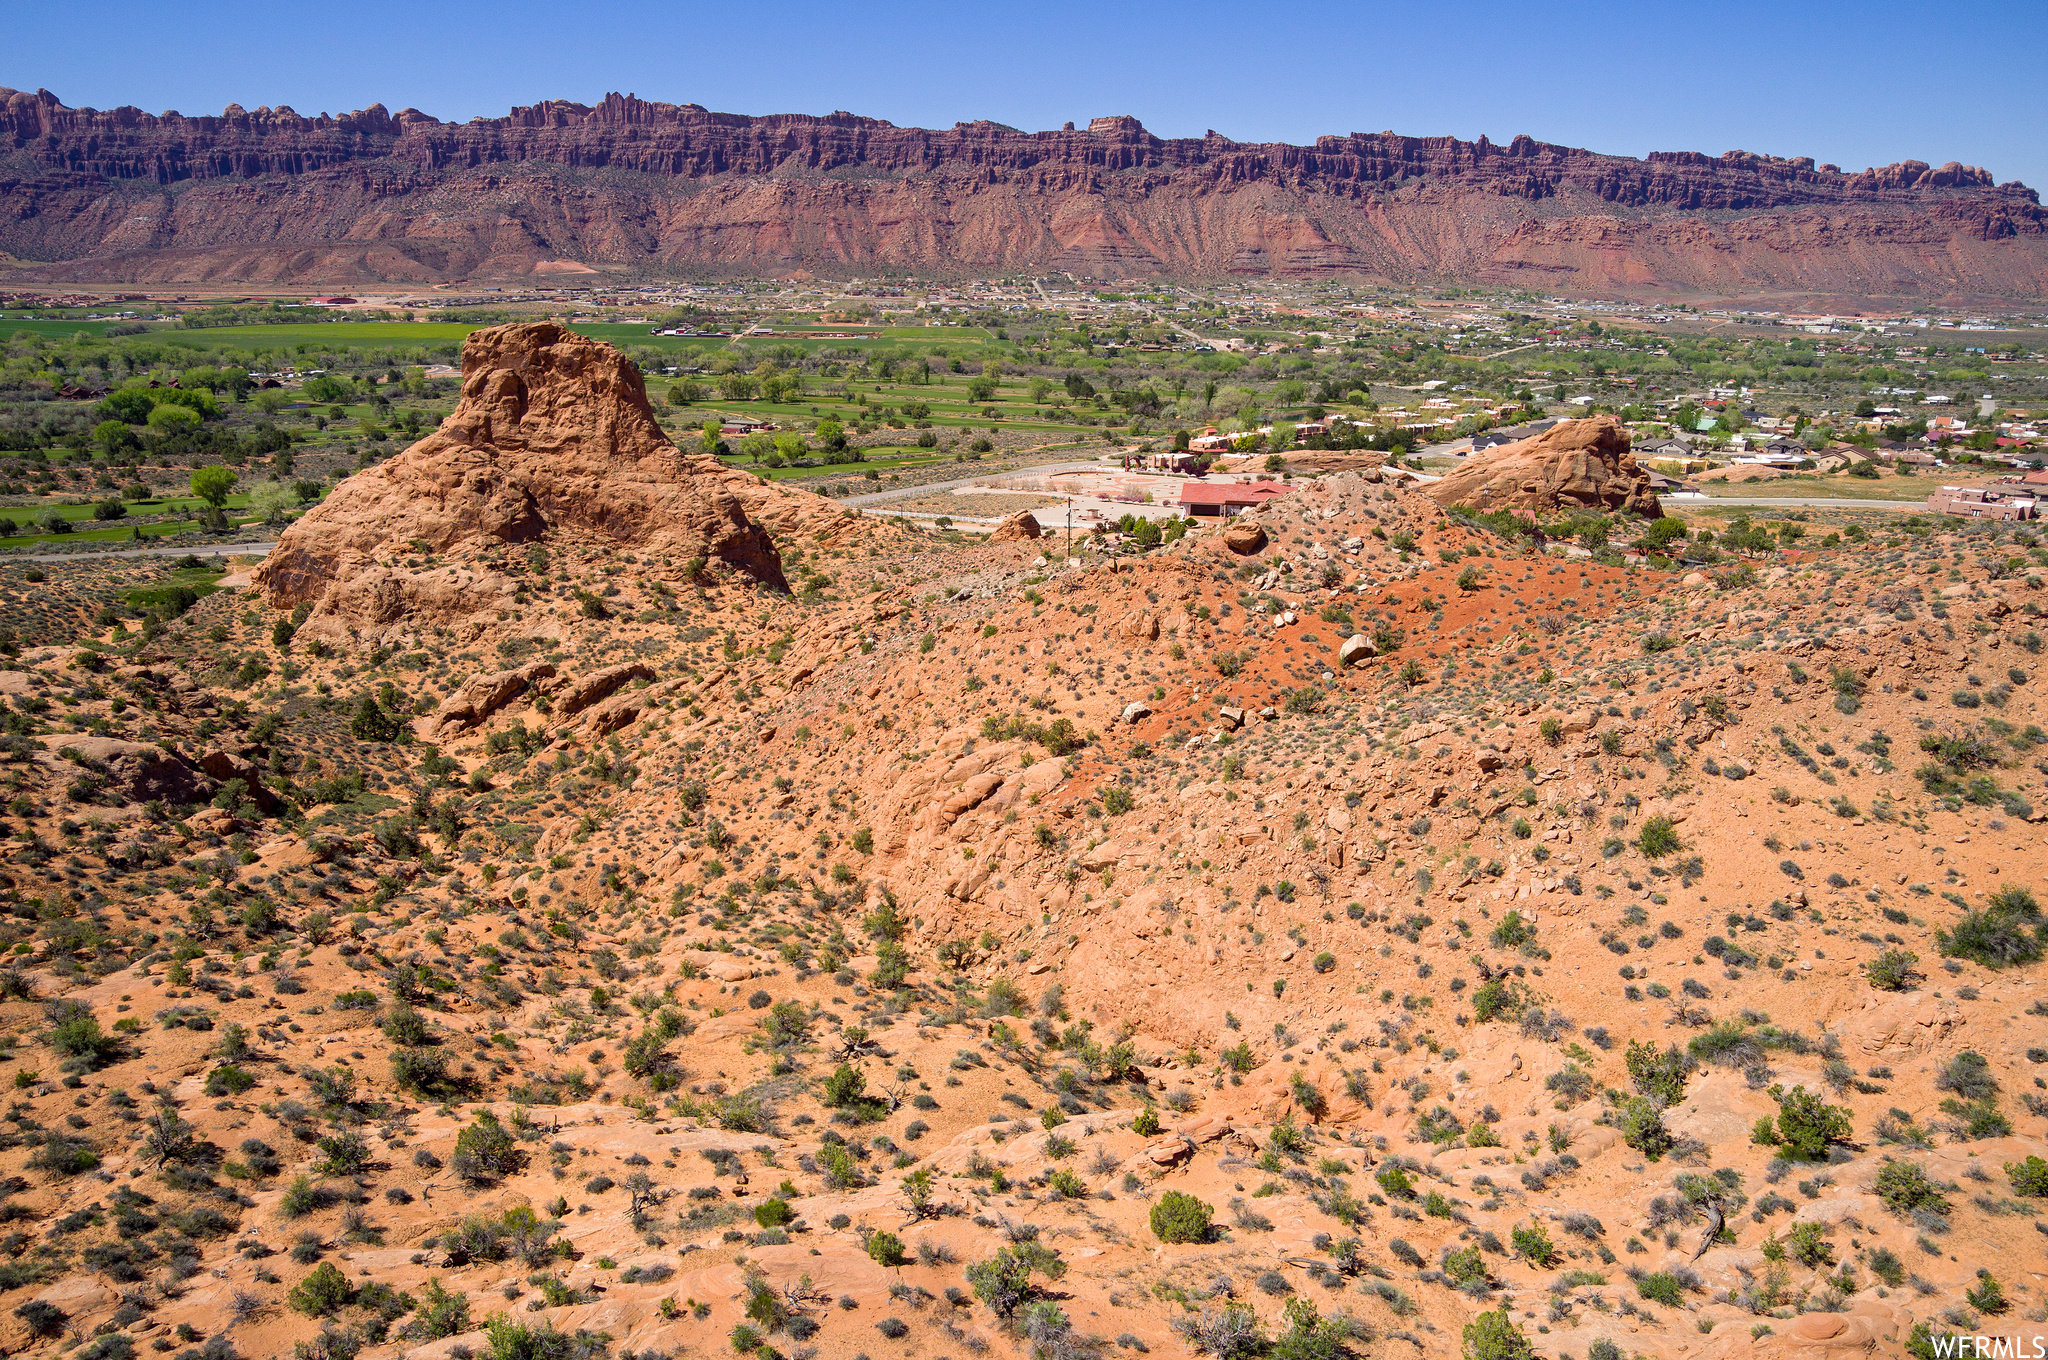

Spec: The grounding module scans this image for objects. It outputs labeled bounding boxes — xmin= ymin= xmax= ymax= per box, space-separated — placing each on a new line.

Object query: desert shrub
xmin=1786 ymin=1220 xmax=1833 ymax=1267
xmin=1935 ymin=1050 xmax=1999 ymax=1100
xmin=390 ymin=1047 xmax=448 ymax=1093
xmin=1762 ymin=1085 xmax=1852 ymax=1161
xmin=1510 ymin=1222 xmax=1556 ymax=1267
xmin=1443 ymin=1245 xmax=1487 ymax=1285
xmin=1636 ymin=1271 xmax=1685 ymax=1307
xmin=2008 ymin=1155 xmax=2048 ymax=1197
xmin=1624 ymin=1040 xmax=1694 ymax=1104
xmin=1471 ymin=978 xmax=1523 ymax=1023
xmin=288 ymin=1261 xmax=355 ymax=1317
xmin=1490 ymin=911 xmax=1535 ymax=949
xmin=405 ymin=1278 xmax=470 ymax=1341
xmin=482 ymin=1317 xmax=608 ymax=1360
xmin=1172 ymin=1303 xmax=1265 ymax=1360
xmin=1618 ymin=1098 xmax=1672 ymax=1160
xmin=451 ymin=1111 xmax=521 ymax=1185
xmin=1150 ymin=1190 xmax=1214 ymax=1244
xmin=1461 ymin=1307 xmax=1535 ymax=1360
xmin=1865 ymin=949 xmax=1920 ymax=991
xmin=867 ymin=1230 xmax=907 ymax=1267
xmin=1874 ymin=1161 xmax=1949 ymax=1217
xmin=1636 ymin=816 xmax=1681 ymax=858
xmin=46 ymin=1003 xmax=121 ymax=1069
xmin=1937 ymin=886 xmax=2045 ymax=967
xmin=13 ymin=1299 xmax=66 ymax=1336
xmin=965 ymin=1244 xmax=1064 ymax=1317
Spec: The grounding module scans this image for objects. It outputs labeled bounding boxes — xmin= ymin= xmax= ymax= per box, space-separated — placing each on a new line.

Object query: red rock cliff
xmin=4 ymin=87 xmax=2042 ymax=298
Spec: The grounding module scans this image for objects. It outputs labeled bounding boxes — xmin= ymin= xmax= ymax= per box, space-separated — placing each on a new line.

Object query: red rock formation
xmin=989 ymin=511 xmax=1042 ymax=542
xmin=3 ymin=87 xmax=2043 ymax=298
xmin=255 ymin=321 xmax=806 ymax=638
xmin=1424 ymin=415 xmax=1661 ymax=519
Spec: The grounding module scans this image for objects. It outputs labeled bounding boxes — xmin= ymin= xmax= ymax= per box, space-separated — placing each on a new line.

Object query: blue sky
xmin=7 ymin=0 xmax=2044 ymax=191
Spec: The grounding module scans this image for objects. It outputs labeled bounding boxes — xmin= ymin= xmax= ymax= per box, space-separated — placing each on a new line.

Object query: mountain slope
xmin=3 ymin=88 xmax=2044 ymax=298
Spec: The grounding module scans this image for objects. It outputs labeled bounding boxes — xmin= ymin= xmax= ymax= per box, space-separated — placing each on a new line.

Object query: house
xmin=1644 ymin=471 xmax=1702 ymax=495
xmin=1179 ymin=483 xmax=1290 ymax=518
xmin=720 ymin=417 xmax=774 ymax=436
xmin=1811 ymin=445 xmax=1873 ymax=473
xmin=1635 ymin=437 xmax=1694 ymax=459
xmin=1926 ymin=486 xmax=2036 ymax=520
xmin=1471 ymin=418 xmax=1563 ymax=452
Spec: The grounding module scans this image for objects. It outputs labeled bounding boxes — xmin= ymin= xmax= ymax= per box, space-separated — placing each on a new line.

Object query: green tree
xmin=350 ymin=693 xmax=400 ymax=742
xmin=149 ymin=403 xmax=201 ymax=433
xmin=93 ymin=419 xmax=137 ymax=453
xmin=190 ymin=464 xmax=238 ymax=508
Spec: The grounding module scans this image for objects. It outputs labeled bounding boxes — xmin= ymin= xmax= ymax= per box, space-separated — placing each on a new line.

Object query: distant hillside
xmin=3 ymin=87 xmax=2043 ymax=300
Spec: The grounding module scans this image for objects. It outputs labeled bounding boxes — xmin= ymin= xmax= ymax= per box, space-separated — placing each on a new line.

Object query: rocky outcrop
xmin=557 ymin=662 xmax=655 ymax=716
xmin=4 ymin=88 xmax=2043 ymax=298
xmin=50 ymin=737 xmax=211 ymax=805
xmin=429 ymin=661 xmax=557 ymax=735
xmin=255 ymin=323 xmax=803 ymax=638
xmin=989 ymin=511 xmax=1041 ymax=542
xmin=1224 ymin=520 xmax=1268 ymax=554
xmin=1424 ymin=416 xmax=1662 ymax=519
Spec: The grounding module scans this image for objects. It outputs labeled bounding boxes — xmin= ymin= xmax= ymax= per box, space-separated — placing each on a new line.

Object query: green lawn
xmin=0 ymin=493 xmax=261 ymax=525
xmin=0 ymin=317 xmax=140 ymax=339
xmin=154 ymin=321 xmax=477 ymax=350
xmin=0 ymin=516 xmax=263 ymax=550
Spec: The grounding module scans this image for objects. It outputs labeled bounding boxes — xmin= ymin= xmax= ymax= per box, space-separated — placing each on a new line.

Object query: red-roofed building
xmin=1179 ymin=482 xmax=1289 ymax=517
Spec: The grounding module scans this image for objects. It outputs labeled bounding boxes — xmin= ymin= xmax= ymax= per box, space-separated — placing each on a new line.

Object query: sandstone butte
xmin=254 ymin=322 xmax=856 ymax=641
xmin=2 ymin=87 xmax=2044 ymax=299
xmin=0 ymin=325 xmax=2037 ymax=1360
xmin=1425 ymin=415 xmax=1665 ymax=520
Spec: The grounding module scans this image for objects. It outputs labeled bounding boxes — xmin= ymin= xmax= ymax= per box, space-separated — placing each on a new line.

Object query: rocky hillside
xmin=0 ymin=328 xmax=2039 ymax=1360
xmin=3 ymin=88 xmax=2044 ymax=297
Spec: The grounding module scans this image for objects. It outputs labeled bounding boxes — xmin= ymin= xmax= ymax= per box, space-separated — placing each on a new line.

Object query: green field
xmin=5 ymin=316 xmax=1007 ymax=359
xmin=153 ymin=321 xmax=479 ymax=351
xmin=0 ymin=516 xmax=260 ymax=550
xmin=0 ymin=492 xmax=261 ymax=524
xmin=0 ymin=317 xmax=140 ymax=338
xmin=0 ymin=491 xmax=269 ymax=549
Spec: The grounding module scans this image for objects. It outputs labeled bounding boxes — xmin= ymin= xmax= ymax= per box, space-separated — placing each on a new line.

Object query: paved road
xmin=6 ymin=541 xmax=279 ymax=565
